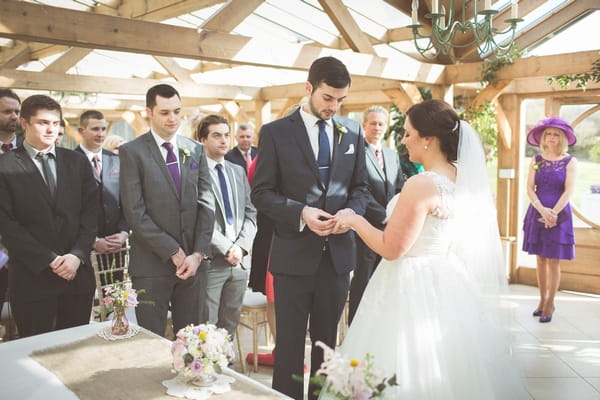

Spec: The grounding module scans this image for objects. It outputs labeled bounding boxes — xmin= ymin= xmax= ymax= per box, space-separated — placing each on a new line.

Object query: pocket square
xmin=344 ymin=144 xmax=355 ymax=155
xmin=110 ymin=168 xmax=119 ymax=175
xmin=190 ymin=160 xmax=199 ymax=169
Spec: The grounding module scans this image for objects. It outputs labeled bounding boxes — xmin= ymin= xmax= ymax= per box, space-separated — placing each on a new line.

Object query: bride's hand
xmin=331 ymin=208 xmax=356 ymax=234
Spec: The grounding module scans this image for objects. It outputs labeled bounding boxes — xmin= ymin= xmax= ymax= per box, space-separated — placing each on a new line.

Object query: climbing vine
xmin=546 ymin=57 xmax=600 ymax=90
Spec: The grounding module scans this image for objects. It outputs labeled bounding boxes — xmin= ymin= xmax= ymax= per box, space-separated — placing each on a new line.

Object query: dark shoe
xmin=532 ymin=309 xmax=543 ymax=317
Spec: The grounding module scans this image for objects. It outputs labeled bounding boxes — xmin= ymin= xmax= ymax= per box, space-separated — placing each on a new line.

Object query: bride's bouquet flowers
xmin=171 ymin=323 xmax=235 ymax=378
xmin=312 ymin=341 xmax=397 ymax=400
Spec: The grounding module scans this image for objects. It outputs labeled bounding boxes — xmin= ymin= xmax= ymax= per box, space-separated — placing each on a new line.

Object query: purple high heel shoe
xmin=539 ymin=307 xmax=555 ymax=323
xmin=532 ymin=309 xmax=542 ymax=317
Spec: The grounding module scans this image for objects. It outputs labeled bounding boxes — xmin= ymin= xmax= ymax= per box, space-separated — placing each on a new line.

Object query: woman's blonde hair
xmin=541 ymin=128 xmax=568 ymax=154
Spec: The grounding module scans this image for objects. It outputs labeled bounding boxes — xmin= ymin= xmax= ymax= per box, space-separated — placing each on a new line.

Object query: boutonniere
xmin=533 ymin=159 xmax=544 ymax=173
xmin=180 ymin=148 xmax=191 ymax=164
xmin=334 ymin=121 xmax=348 ymax=144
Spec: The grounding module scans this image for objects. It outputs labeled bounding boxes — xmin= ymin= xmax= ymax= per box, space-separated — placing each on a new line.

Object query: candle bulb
xmin=439 ymin=5 xmax=446 ymax=29
xmin=511 ymin=0 xmax=519 ymax=19
xmin=411 ymin=0 xmax=419 ymax=24
xmin=484 ymin=0 xmax=491 ymax=10
xmin=432 ymin=0 xmax=438 ymax=14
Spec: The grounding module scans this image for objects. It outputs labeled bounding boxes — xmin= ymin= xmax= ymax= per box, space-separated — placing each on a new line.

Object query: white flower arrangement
xmin=171 ymin=323 xmax=235 ymax=378
xmin=312 ymin=341 xmax=397 ymax=400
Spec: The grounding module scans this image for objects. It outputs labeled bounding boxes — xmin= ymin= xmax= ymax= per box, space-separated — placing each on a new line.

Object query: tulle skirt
xmin=338 ymin=254 xmax=529 ymax=399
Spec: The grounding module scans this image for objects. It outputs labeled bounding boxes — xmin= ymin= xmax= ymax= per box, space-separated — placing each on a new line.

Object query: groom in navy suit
xmin=252 ymin=57 xmax=369 ymax=400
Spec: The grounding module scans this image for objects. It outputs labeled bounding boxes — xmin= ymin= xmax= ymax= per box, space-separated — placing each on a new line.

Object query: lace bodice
xmin=386 ymin=171 xmax=455 ymax=257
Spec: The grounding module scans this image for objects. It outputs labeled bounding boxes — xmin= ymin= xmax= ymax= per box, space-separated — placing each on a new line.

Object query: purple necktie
xmin=162 ymin=142 xmax=181 ymax=196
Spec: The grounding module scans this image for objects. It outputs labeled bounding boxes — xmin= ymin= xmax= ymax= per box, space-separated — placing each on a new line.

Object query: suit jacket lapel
xmin=289 ymin=111 xmax=323 ymax=188
xmin=144 ymin=133 xmax=179 ymax=199
xmin=14 ymin=147 xmax=54 ymax=206
xmin=176 ymin=137 xmax=190 ymax=197
xmin=365 ymin=145 xmax=385 ymax=181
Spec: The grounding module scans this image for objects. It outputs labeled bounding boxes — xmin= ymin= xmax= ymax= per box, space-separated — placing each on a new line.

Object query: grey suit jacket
xmin=119 ymin=133 xmax=215 ymax=277
xmin=208 ymin=160 xmax=256 ymax=269
xmin=364 ymin=144 xmax=404 ymax=228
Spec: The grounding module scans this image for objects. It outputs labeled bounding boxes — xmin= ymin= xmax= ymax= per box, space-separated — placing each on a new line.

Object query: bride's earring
xmin=424 ymin=145 xmax=428 ymax=150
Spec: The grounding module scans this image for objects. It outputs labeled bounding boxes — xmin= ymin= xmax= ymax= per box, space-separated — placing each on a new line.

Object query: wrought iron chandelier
xmin=408 ymin=0 xmax=523 ymax=62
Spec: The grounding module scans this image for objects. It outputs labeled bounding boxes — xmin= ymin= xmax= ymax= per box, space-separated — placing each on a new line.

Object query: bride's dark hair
xmin=406 ymin=99 xmax=460 ymax=163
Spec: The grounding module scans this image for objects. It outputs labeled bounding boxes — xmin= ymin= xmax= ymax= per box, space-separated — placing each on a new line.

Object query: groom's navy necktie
xmin=215 ymin=164 xmax=234 ymax=225
xmin=317 ymin=119 xmax=330 ymax=186
xmin=162 ymin=142 xmax=181 ymax=196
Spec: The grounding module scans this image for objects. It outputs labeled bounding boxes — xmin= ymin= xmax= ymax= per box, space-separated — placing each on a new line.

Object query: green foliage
xmin=547 ymin=57 xmax=600 ymax=90
xmin=457 ymin=101 xmax=499 ymax=162
xmin=480 ymin=45 xmax=523 ymax=86
xmin=590 ymin=137 xmax=600 ymax=163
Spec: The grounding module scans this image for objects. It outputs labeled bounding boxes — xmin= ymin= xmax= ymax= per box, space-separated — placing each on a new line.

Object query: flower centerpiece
xmin=310 ymin=341 xmax=397 ymax=400
xmin=171 ymin=323 xmax=235 ymax=386
xmin=103 ymin=281 xmax=139 ymax=335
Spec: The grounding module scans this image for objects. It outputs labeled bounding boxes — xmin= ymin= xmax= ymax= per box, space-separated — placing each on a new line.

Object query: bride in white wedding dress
xmin=331 ymin=100 xmax=529 ymax=399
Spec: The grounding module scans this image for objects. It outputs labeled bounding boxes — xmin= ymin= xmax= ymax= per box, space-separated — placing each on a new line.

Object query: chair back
xmin=90 ymin=246 xmax=130 ymax=321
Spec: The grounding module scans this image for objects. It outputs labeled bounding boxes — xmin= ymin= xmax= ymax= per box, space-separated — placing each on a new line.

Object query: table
xmin=0 ymin=321 xmax=290 ymax=400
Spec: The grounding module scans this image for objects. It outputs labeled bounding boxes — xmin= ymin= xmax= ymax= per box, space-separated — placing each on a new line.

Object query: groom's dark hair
xmin=307 ymin=56 xmax=351 ymax=92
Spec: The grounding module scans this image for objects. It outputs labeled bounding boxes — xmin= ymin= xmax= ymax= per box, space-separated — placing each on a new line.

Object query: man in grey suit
xmin=74 ymin=110 xmax=128 ymax=284
xmin=252 ymin=57 xmax=369 ymax=400
xmin=348 ymin=106 xmax=404 ymax=323
xmin=119 ymin=84 xmax=215 ymax=337
xmin=195 ymin=114 xmax=256 ymax=337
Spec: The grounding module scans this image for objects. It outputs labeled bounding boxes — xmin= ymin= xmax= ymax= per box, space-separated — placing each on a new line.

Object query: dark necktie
xmin=92 ymin=155 xmax=102 ymax=178
xmin=317 ymin=120 xmax=330 ymax=186
xmin=162 ymin=142 xmax=181 ymax=196
xmin=215 ymin=164 xmax=234 ymax=225
xmin=1 ymin=143 xmax=13 ymax=152
xmin=36 ymin=152 xmax=56 ymax=198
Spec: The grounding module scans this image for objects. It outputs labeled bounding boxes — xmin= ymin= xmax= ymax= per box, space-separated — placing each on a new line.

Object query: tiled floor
xmin=234 ymin=284 xmax=600 ymax=400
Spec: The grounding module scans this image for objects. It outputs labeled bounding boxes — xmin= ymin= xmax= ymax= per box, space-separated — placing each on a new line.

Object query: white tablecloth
xmin=0 ymin=321 xmax=289 ymax=400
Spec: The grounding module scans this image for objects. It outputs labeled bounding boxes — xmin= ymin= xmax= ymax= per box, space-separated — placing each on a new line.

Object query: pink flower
xmin=103 ymin=297 xmax=113 ymax=305
xmin=189 ymin=359 xmax=203 ymax=374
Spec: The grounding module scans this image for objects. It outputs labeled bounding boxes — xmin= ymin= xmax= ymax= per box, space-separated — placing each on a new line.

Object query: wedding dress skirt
xmin=338 ymin=190 xmax=529 ymax=399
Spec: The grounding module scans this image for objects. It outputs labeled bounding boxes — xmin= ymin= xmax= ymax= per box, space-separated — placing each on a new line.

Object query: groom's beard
xmin=307 ymin=98 xmax=335 ymax=121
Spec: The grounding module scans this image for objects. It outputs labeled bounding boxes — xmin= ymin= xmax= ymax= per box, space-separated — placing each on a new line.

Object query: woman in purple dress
xmin=523 ymin=117 xmax=577 ymax=323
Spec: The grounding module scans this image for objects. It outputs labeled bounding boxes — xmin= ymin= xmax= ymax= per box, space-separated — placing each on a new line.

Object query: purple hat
xmin=527 ymin=116 xmax=576 ymax=147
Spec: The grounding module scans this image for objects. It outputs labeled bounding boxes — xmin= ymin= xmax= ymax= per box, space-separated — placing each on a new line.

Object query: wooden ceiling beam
xmin=0 ymin=0 xmax=439 ymax=84
xmin=0 ymin=41 xmax=29 ymax=68
xmin=117 ymin=0 xmax=226 ymax=21
xmin=444 ymin=49 xmax=600 ymax=84
xmin=200 ymin=0 xmax=264 ymax=31
xmin=153 ymin=56 xmax=195 ymax=83
xmin=44 ymin=47 xmax=92 ymax=73
xmin=318 ymin=0 xmax=375 ymax=55
xmin=0 ymin=69 xmax=260 ymax=100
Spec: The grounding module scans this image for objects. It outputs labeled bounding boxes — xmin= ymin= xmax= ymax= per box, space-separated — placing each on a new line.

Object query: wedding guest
xmin=251 ymin=56 xmax=368 ymax=400
xmin=75 ymin=110 xmax=128 ymax=284
xmin=225 ymin=123 xmax=257 ymax=175
xmin=195 ymin=114 xmax=256 ymax=338
xmin=246 ymin=104 xmax=302 ymax=367
xmin=55 ymin=119 xmax=66 ymax=147
xmin=332 ymin=99 xmax=528 ymax=399
xmin=348 ymin=105 xmax=404 ymax=324
xmin=119 ymin=84 xmax=214 ymax=337
xmin=523 ymin=116 xmax=577 ymax=323
xmin=0 ymin=95 xmax=98 ymax=337
xmin=0 ymin=88 xmax=22 ymax=318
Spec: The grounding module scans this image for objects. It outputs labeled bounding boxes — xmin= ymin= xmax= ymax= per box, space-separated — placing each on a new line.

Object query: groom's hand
xmin=302 ymin=206 xmax=335 ymax=236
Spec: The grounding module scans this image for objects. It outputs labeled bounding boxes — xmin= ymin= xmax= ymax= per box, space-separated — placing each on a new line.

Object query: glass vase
xmin=189 ymin=372 xmax=218 ymax=387
xmin=111 ymin=306 xmax=129 ymax=335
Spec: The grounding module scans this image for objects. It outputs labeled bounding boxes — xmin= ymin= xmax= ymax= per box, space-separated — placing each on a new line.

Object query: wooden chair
xmin=90 ymin=246 xmax=130 ymax=322
xmin=236 ymin=290 xmax=270 ymax=373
